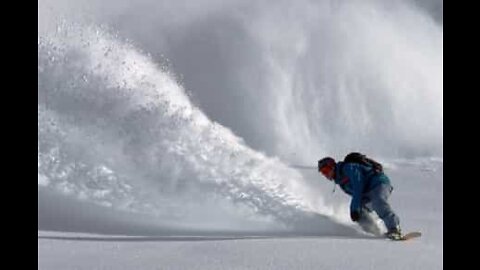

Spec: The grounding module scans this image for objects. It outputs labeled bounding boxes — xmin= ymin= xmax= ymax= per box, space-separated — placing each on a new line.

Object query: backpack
xmin=343 ymin=152 xmax=383 ymax=173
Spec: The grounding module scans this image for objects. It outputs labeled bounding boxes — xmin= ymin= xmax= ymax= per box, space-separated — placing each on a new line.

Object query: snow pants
xmin=358 ymin=183 xmax=400 ymax=234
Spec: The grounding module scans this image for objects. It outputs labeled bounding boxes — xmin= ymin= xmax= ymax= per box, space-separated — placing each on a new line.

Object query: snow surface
xmin=38 ymin=161 xmax=442 ymax=270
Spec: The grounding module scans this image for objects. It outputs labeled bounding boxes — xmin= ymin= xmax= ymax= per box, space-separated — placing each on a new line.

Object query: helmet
xmin=318 ymin=157 xmax=335 ymax=171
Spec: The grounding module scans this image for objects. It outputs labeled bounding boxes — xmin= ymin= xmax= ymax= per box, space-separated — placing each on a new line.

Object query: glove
xmin=350 ymin=210 xmax=360 ymax=222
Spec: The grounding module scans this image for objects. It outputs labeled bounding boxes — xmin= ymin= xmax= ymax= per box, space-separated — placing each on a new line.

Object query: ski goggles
xmin=319 ymin=165 xmax=333 ymax=175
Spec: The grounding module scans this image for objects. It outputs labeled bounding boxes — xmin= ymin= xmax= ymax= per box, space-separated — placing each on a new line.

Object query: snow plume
xmin=38 ymin=23 xmax=356 ymax=235
xmin=39 ymin=0 xmax=442 ymax=163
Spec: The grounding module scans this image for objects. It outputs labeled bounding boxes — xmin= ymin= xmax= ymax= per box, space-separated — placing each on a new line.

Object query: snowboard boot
xmin=385 ymin=226 xmax=402 ymax=240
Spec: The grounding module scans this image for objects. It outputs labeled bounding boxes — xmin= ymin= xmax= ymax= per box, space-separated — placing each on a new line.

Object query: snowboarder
xmin=317 ymin=154 xmax=402 ymax=240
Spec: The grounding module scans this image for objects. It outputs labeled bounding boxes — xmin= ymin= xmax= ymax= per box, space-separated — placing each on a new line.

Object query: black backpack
xmin=343 ymin=152 xmax=383 ymax=173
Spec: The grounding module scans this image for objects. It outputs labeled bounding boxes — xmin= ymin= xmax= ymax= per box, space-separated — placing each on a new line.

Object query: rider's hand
xmin=350 ymin=210 xmax=360 ymax=222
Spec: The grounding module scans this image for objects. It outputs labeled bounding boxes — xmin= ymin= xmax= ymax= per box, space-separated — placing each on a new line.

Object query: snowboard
xmin=390 ymin=231 xmax=422 ymax=241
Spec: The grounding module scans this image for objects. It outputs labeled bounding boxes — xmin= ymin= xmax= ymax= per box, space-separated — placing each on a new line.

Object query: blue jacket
xmin=334 ymin=161 xmax=391 ymax=213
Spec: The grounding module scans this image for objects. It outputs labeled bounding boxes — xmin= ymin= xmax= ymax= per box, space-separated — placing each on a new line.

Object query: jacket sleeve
xmin=345 ymin=164 xmax=364 ymax=213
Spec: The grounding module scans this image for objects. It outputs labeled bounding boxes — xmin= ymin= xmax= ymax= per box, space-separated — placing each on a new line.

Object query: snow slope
xmin=38 ymin=160 xmax=442 ymax=270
